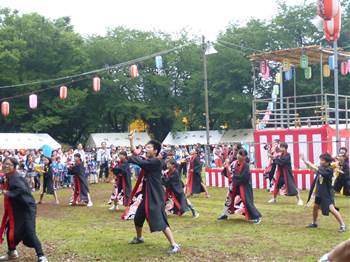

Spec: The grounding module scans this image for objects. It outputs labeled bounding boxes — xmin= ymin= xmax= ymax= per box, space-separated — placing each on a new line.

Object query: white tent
xmin=219 ymin=129 xmax=254 ymax=144
xmin=86 ymin=132 xmax=151 ymax=148
xmin=162 ymin=131 xmax=224 ymax=146
xmin=0 ymin=133 xmax=61 ymax=150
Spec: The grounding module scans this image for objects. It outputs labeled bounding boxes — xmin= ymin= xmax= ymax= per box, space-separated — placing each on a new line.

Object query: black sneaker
xmin=306 ymin=223 xmax=318 ymax=228
xmin=217 ymin=214 xmax=228 ymax=221
xmin=339 ymin=224 xmax=347 ymax=233
xmin=128 ymin=237 xmax=144 ymax=244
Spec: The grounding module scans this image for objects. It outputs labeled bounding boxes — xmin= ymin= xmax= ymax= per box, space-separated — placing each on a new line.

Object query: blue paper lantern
xmin=155 ymin=56 xmax=163 ymax=70
xmin=41 ymin=145 xmax=52 ymax=158
xmin=284 ymin=69 xmax=293 ymax=81
xmin=328 ymin=55 xmax=335 ymax=70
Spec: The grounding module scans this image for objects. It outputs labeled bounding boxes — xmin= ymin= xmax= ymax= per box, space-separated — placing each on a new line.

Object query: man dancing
xmin=127 ymin=131 xmax=180 ymax=254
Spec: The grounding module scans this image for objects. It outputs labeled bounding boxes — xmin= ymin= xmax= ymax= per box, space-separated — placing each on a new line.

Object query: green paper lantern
xmin=300 ymin=54 xmax=309 ymax=69
xmin=305 ymin=66 xmax=312 ymax=79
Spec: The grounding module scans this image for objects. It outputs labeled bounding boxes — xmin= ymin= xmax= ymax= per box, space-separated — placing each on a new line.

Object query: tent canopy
xmin=249 ymin=45 xmax=350 ymax=65
xmin=0 ymin=133 xmax=61 ymax=150
xmin=163 ymin=131 xmax=224 ymax=146
xmin=86 ymin=132 xmax=151 ymax=148
xmin=219 ymin=129 xmax=254 ymax=144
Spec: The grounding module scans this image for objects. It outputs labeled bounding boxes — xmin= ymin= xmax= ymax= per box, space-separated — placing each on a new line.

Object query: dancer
xmin=109 ymin=151 xmax=132 ymax=211
xmin=127 ymin=131 xmax=180 ymax=254
xmin=69 ymin=153 xmax=93 ymax=207
xmin=217 ymin=149 xmax=262 ymax=224
xmin=263 ymin=139 xmax=280 ymax=191
xmin=268 ymin=142 xmax=303 ymax=205
xmin=163 ymin=159 xmax=199 ymax=218
xmin=37 ymin=155 xmax=59 ymax=205
xmin=319 ymin=238 xmax=350 ymax=262
xmin=333 ymin=152 xmax=350 ymax=196
xmin=0 ymin=158 xmax=48 ymax=262
xmin=301 ymin=153 xmax=347 ymax=233
xmin=185 ymin=149 xmax=209 ymax=198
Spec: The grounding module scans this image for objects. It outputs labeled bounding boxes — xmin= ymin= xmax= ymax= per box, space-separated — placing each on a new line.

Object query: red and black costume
xmin=186 ymin=155 xmax=204 ymax=195
xmin=162 ymin=169 xmax=196 ymax=216
xmin=273 ymin=152 xmax=298 ymax=197
xmin=128 ymin=156 xmax=169 ymax=232
xmin=220 ymin=160 xmax=262 ymax=221
xmin=112 ymin=160 xmax=132 ymax=206
xmin=69 ymin=162 xmax=90 ymax=204
xmin=0 ymin=173 xmax=44 ymax=257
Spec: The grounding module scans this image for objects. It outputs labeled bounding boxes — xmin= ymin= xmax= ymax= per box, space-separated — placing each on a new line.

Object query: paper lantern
xmin=1 ymin=102 xmax=9 ymax=117
xmin=130 ymin=65 xmax=139 ymax=79
xmin=263 ymin=112 xmax=270 ymax=121
xmin=300 ymin=54 xmax=309 ymax=69
xmin=323 ymin=64 xmax=331 ymax=77
xmin=263 ymin=65 xmax=270 ymax=80
xmin=273 ymin=85 xmax=279 ymax=96
xmin=267 ymin=102 xmax=274 ymax=111
xmin=271 ymin=93 xmax=277 ymax=102
xmin=328 ymin=55 xmax=335 ymax=70
xmin=92 ymin=76 xmax=101 ymax=92
xmin=324 ymin=5 xmax=341 ymax=42
xmin=155 ymin=56 xmax=163 ymax=70
xmin=317 ymin=0 xmax=339 ymax=20
xmin=29 ymin=94 xmax=37 ymax=109
xmin=285 ymin=69 xmax=293 ymax=81
xmin=282 ymin=59 xmax=291 ymax=72
xmin=260 ymin=61 xmax=267 ymax=75
xmin=340 ymin=61 xmax=348 ymax=75
xmin=347 ymin=59 xmax=350 ymax=71
xmin=59 ymin=86 xmax=68 ymax=100
xmin=305 ymin=67 xmax=312 ymax=79
xmin=275 ymin=73 xmax=281 ymax=84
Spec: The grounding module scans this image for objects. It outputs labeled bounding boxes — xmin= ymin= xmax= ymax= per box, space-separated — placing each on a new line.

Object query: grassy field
xmin=0 ymin=182 xmax=349 ymax=262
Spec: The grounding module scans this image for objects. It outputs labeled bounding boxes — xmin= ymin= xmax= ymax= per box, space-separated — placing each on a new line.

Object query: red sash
xmin=0 ymin=182 xmax=15 ymax=248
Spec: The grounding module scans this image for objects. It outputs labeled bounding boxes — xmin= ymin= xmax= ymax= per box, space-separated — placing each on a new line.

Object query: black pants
xmin=134 ymin=200 xmax=146 ymax=228
xmin=7 ymin=223 xmax=44 ymax=257
xmin=179 ymin=162 xmax=187 ymax=177
xmin=99 ymin=162 xmax=109 ymax=179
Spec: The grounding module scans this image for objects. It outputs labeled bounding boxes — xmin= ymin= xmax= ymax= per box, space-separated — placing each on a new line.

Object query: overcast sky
xmin=1 ymin=0 xmax=312 ymax=40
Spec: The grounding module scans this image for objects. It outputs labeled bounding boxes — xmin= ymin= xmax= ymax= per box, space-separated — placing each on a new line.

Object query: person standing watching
xmin=97 ymin=142 xmax=111 ymax=183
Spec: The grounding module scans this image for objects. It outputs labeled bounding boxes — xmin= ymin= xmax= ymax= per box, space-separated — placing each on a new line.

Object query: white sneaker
xmin=87 ymin=202 xmax=93 ymax=207
xmin=38 ymin=256 xmax=48 ymax=262
xmin=268 ymin=198 xmax=277 ymax=203
xmin=297 ymin=199 xmax=304 ymax=206
xmin=0 ymin=250 xmax=19 ymax=261
xmin=168 ymin=244 xmax=181 ymax=254
xmin=108 ymin=205 xmax=118 ymax=211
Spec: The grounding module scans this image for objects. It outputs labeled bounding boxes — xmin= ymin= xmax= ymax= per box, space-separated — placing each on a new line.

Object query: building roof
xmin=0 ymin=133 xmax=61 ymax=150
xmin=86 ymin=132 xmax=151 ymax=148
xmin=249 ymin=45 xmax=350 ymax=65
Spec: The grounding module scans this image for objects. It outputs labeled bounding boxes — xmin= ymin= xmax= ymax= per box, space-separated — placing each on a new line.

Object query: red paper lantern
xmin=59 ymin=86 xmax=68 ymax=100
xmin=324 ymin=5 xmax=341 ymax=42
xmin=92 ymin=76 xmax=101 ymax=92
xmin=340 ymin=61 xmax=348 ymax=75
xmin=1 ymin=101 xmax=9 ymax=117
xmin=130 ymin=65 xmax=139 ymax=79
xmin=260 ymin=61 xmax=267 ymax=75
xmin=29 ymin=94 xmax=37 ymax=109
xmin=318 ymin=0 xmax=339 ymax=20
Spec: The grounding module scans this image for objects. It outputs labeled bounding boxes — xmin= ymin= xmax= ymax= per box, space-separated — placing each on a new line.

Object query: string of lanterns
xmin=0 ymin=53 xmax=169 ymax=117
